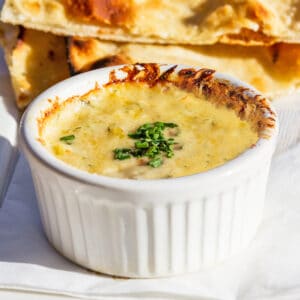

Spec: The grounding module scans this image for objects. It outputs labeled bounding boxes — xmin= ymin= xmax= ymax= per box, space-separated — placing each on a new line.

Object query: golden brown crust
xmin=37 ymin=98 xmax=60 ymax=142
xmin=64 ymin=0 xmax=133 ymax=26
xmin=40 ymin=64 xmax=275 ymax=139
xmin=105 ymin=64 xmax=275 ymax=138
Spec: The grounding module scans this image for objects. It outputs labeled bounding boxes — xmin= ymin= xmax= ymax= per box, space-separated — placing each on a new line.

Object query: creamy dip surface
xmin=40 ymin=82 xmax=258 ymax=179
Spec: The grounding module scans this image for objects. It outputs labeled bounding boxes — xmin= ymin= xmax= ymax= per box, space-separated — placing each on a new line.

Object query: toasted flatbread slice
xmin=2 ymin=25 xmax=300 ymax=109
xmin=68 ymin=37 xmax=300 ymax=98
xmin=0 ymin=23 xmax=69 ymax=108
xmin=1 ymin=0 xmax=300 ymax=46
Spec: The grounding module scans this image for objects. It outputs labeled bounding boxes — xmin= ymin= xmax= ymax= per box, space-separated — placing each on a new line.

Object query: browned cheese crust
xmin=38 ymin=63 xmax=275 ymax=140
xmin=107 ymin=64 xmax=276 ymax=138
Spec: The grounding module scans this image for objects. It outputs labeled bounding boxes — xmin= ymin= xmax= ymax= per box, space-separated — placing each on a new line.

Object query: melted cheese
xmin=41 ymin=82 xmax=258 ymax=179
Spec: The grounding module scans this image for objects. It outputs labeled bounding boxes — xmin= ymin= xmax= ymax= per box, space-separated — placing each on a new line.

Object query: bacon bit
xmin=174 ymin=144 xmax=183 ymax=151
xmin=167 ymin=128 xmax=179 ymax=137
xmin=137 ymin=158 xmax=148 ymax=166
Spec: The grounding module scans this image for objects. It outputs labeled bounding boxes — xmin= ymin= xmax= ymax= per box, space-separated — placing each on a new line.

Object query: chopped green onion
xmin=148 ymin=157 xmax=163 ymax=168
xmin=135 ymin=141 xmax=149 ymax=149
xmin=113 ymin=122 xmax=181 ymax=168
xmin=113 ymin=148 xmax=132 ymax=160
xmin=59 ymin=134 xmax=75 ymax=145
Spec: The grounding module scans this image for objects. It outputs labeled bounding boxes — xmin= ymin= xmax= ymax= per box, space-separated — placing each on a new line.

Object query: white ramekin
xmin=19 ymin=64 xmax=278 ymax=278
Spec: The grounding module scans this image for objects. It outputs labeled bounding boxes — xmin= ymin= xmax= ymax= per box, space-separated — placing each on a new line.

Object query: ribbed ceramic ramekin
xmin=19 ymin=64 xmax=277 ymax=278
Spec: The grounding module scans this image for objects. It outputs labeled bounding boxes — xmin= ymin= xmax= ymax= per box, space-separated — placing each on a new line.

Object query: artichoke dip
xmin=39 ymin=75 xmax=259 ymax=179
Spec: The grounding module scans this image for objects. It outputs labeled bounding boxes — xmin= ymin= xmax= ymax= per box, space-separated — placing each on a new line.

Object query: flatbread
xmin=68 ymin=36 xmax=300 ymax=98
xmin=1 ymin=0 xmax=300 ymax=46
xmin=0 ymin=23 xmax=69 ymax=108
xmin=1 ymin=25 xmax=300 ymax=109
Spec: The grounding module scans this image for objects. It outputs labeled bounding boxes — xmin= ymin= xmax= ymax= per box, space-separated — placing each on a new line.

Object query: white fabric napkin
xmin=0 ymin=49 xmax=19 ymax=205
xmin=1 ymin=72 xmax=300 ymax=299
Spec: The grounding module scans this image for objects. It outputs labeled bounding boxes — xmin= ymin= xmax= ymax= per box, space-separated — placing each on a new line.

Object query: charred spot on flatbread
xmin=68 ymin=36 xmax=131 ymax=74
xmin=89 ymin=55 xmax=131 ymax=70
xmin=63 ymin=0 xmax=134 ymax=26
xmin=220 ymin=28 xmax=276 ymax=46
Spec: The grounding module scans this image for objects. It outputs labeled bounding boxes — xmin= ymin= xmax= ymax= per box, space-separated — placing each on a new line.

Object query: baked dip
xmin=38 ymin=64 xmax=274 ymax=179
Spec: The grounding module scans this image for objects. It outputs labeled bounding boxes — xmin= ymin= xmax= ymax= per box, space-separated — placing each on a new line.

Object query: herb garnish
xmin=113 ymin=122 xmax=181 ymax=168
xmin=59 ymin=134 xmax=75 ymax=145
